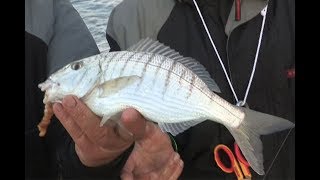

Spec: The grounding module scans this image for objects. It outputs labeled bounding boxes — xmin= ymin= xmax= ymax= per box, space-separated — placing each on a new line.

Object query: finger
xmin=162 ymin=153 xmax=184 ymax=180
xmin=54 ymin=103 xmax=126 ymax=166
xmin=61 ymin=95 xmax=100 ymax=128
xmin=118 ymin=108 xmax=146 ymax=141
xmin=60 ymin=96 xmax=112 ymax=144
xmin=53 ymin=103 xmax=94 ymax=151
xmin=61 ymin=96 xmax=134 ymax=150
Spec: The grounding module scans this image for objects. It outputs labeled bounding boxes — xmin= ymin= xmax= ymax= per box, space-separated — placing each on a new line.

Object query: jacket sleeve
xmin=45 ymin=119 xmax=133 ymax=179
xmin=106 ymin=0 xmax=175 ymax=50
xmin=46 ymin=0 xmax=100 ymax=75
xmin=45 ymin=0 xmax=134 ymax=178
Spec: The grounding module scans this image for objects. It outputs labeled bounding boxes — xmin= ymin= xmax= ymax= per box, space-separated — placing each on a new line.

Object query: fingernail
xmin=64 ymin=96 xmax=77 ymax=108
xmin=54 ymin=103 xmax=62 ymax=112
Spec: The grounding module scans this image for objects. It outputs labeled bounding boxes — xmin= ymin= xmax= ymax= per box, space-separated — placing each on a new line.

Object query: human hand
xmin=52 ymin=95 xmax=146 ymax=167
xmin=121 ymin=122 xmax=184 ymax=180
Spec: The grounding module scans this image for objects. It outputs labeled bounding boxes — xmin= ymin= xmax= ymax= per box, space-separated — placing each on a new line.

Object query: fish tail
xmin=226 ymin=108 xmax=294 ymax=175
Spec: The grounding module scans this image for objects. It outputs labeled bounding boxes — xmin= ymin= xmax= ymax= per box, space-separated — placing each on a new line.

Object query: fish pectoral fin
xmin=99 ymin=76 xmax=141 ymax=98
xmin=158 ymin=119 xmax=206 ymax=136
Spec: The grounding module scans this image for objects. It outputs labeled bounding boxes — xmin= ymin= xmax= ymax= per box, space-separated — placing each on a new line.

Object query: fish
xmin=38 ymin=38 xmax=294 ymax=175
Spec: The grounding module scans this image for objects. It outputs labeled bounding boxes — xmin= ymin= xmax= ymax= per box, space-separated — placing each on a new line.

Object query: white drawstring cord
xmin=192 ymin=0 xmax=239 ymax=103
xmin=242 ymin=6 xmax=268 ymax=106
xmin=191 ymin=3 xmax=294 ymax=179
xmin=192 ymin=0 xmax=268 ymax=107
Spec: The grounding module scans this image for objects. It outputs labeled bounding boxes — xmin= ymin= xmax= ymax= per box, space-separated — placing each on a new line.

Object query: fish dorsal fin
xmin=128 ymin=38 xmax=221 ymax=93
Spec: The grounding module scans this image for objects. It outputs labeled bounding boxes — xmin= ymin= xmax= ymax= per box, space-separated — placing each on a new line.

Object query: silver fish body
xmin=38 ymin=38 xmax=294 ymax=175
xmin=79 ymin=51 xmax=243 ymax=128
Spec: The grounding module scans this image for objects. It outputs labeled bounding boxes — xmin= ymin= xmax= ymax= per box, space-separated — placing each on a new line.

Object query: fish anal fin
xmin=158 ymin=119 xmax=206 ymax=136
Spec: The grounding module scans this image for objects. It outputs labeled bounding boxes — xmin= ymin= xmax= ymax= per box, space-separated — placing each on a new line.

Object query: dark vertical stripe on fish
xmin=129 ymin=53 xmax=145 ymax=75
xmin=105 ymin=52 xmax=118 ymax=72
xmin=120 ymin=53 xmax=135 ymax=76
xmin=136 ymin=53 xmax=155 ymax=90
xmin=163 ymin=60 xmax=177 ymax=95
xmin=110 ymin=52 xmax=128 ymax=78
xmin=140 ymin=53 xmax=155 ymax=79
xmin=188 ymin=74 xmax=196 ymax=98
xmin=152 ymin=56 xmax=166 ymax=87
xmin=155 ymin=56 xmax=166 ymax=76
xmin=179 ymin=67 xmax=187 ymax=86
xmin=103 ymin=52 xmax=118 ymax=81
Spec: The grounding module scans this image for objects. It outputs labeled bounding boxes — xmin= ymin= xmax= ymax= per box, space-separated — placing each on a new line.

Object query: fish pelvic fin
xmin=226 ymin=107 xmax=295 ymax=175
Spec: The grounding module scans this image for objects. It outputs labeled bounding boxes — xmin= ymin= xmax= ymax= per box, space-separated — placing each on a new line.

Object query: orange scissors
xmin=214 ymin=142 xmax=252 ymax=180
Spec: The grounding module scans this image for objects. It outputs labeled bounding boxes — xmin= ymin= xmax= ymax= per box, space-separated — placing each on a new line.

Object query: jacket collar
xmin=178 ymin=0 xmax=268 ymax=36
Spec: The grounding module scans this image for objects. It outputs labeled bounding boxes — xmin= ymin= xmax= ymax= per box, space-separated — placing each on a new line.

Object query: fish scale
xmin=38 ymin=38 xmax=294 ymax=176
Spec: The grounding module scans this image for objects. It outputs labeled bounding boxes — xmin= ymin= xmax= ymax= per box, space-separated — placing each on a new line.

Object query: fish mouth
xmin=38 ymin=78 xmax=59 ymax=104
xmin=38 ymin=78 xmax=58 ymax=92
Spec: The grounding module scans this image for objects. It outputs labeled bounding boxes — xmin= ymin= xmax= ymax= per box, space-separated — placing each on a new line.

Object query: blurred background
xmin=70 ymin=0 xmax=123 ymax=52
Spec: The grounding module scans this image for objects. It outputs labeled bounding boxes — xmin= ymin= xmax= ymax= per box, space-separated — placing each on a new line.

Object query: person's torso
xmin=156 ymin=0 xmax=295 ymax=179
xmin=107 ymin=0 xmax=295 ymax=178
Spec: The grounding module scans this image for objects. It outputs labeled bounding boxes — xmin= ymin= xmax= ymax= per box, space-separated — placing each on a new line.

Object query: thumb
xmin=116 ymin=108 xmax=147 ymax=142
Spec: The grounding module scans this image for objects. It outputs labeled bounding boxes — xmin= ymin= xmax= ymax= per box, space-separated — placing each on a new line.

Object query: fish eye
xmin=71 ymin=61 xmax=83 ymax=70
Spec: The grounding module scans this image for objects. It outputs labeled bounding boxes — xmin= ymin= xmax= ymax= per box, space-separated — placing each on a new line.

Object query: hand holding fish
xmin=121 ymin=122 xmax=184 ymax=180
xmin=52 ymin=95 xmax=147 ymax=167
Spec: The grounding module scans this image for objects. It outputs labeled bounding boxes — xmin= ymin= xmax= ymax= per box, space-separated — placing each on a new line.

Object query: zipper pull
xmin=235 ymin=0 xmax=241 ymax=21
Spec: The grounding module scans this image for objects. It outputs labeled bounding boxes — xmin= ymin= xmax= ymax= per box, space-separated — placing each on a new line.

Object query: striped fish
xmin=38 ymin=38 xmax=294 ymax=175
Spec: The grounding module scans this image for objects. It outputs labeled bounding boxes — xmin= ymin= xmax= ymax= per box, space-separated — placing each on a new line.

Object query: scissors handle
xmin=214 ymin=144 xmax=244 ymax=180
xmin=234 ymin=143 xmax=249 ymax=166
xmin=234 ymin=143 xmax=252 ymax=179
